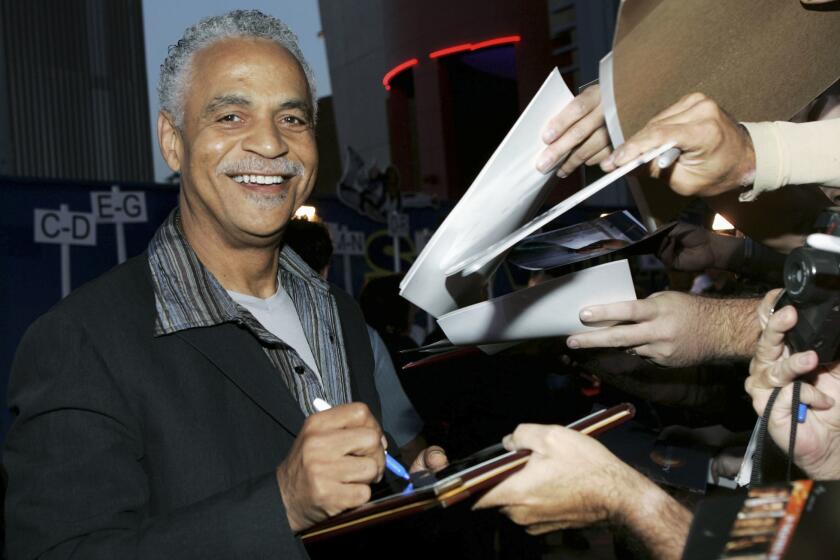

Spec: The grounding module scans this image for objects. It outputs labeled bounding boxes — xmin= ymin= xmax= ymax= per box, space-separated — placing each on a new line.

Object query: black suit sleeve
xmin=4 ymin=309 xmax=308 ymax=560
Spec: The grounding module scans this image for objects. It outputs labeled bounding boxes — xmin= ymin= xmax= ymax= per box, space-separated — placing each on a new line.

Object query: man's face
xmin=161 ymin=38 xmax=318 ymax=247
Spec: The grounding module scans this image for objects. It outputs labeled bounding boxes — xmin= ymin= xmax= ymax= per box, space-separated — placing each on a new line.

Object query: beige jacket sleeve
xmin=738 ymin=119 xmax=840 ymax=202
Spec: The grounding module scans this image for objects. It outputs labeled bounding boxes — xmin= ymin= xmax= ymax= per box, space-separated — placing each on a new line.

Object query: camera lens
xmin=786 ymin=260 xmax=808 ymax=296
xmin=783 ymin=247 xmax=840 ymax=303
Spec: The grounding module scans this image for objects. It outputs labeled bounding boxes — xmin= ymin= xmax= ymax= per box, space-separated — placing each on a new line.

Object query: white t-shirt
xmin=227 ymin=286 xmax=321 ymax=380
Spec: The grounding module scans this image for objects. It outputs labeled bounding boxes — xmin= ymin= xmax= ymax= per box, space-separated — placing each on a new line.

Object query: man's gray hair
xmin=158 ymin=10 xmax=318 ymax=128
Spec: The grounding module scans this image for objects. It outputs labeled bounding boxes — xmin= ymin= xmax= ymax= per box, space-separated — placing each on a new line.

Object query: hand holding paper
xmin=600 ymin=93 xmax=756 ymax=197
xmin=400 ymin=67 xmax=674 ymax=350
xmin=473 ymin=422 xmax=653 ymax=534
xmin=537 ymin=83 xmax=612 ymax=177
xmin=567 ymin=291 xmax=759 ymax=368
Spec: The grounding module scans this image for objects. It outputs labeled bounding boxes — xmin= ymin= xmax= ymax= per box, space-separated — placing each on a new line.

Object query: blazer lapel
xmin=176 ymin=323 xmax=305 ymax=438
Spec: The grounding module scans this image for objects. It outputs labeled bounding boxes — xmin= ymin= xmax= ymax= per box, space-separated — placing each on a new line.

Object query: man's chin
xmin=244 ymin=191 xmax=289 ymax=210
xmin=229 ymin=196 xmax=298 ymax=241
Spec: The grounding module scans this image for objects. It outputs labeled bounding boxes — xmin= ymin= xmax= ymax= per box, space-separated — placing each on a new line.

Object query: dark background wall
xmin=320 ymin=0 xmax=628 ymax=206
xmin=0 ymin=0 xmax=152 ymax=182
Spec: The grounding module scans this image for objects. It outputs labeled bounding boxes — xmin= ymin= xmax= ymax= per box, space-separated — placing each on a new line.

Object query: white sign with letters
xmin=34 ymin=206 xmax=97 ymax=246
xmin=90 ymin=189 xmax=147 ymax=223
xmin=326 ymin=222 xmax=366 ymax=294
xmin=387 ymin=211 xmax=409 ymax=239
xmin=91 ymin=186 xmax=148 ymax=264
xmin=33 ymin=204 xmax=97 ymax=298
xmin=331 ymin=225 xmax=366 ymax=256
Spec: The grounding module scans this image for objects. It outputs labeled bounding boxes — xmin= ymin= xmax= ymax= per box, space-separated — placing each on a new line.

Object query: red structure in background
xmin=382 ymin=58 xmax=419 ymax=91
xmin=428 ymin=35 xmax=521 ymax=59
xmin=382 ymin=36 xmax=523 ymax=92
xmin=321 ymin=0 xmax=580 ymax=204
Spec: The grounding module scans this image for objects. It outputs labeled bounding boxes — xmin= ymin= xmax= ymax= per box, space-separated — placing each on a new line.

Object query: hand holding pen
xmin=600 ymin=92 xmax=756 ymax=198
xmin=313 ymin=398 xmax=412 ymax=481
xmin=275 ymin=401 xmax=389 ymax=533
xmin=314 ymin=399 xmax=449 ymax=494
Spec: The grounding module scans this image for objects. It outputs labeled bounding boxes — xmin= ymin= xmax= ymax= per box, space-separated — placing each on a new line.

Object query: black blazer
xmin=4 ymin=254 xmax=384 ymax=559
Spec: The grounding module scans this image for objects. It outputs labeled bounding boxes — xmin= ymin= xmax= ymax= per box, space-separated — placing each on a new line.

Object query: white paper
xmin=400 ymin=69 xmax=575 ymax=318
xmin=437 ymin=260 xmax=637 ymax=346
xmin=735 ymin=419 xmax=761 ymax=487
xmin=599 ymin=51 xmax=626 ymax=146
xmin=445 ymin=142 xmax=675 ymax=277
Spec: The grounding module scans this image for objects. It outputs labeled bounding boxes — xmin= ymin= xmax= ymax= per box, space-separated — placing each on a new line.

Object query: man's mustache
xmin=217 ymin=157 xmax=304 ymax=176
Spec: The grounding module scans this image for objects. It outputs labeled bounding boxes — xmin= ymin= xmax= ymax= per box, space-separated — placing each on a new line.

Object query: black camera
xmin=775 ymin=209 xmax=840 ymax=364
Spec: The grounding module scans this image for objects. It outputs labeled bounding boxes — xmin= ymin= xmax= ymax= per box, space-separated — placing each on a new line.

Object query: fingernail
xmin=557 ymin=169 xmax=567 ymax=179
xmin=536 ymin=154 xmax=553 ymax=174
xmin=580 ymin=309 xmax=593 ymax=321
xmin=543 ymin=128 xmax=558 ymax=143
xmin=381 ymin=435 xmax=388 ymax=450
xmin=798 ymin=354 xmax=813 ymax=366
xmin=567 ymin=338 xmax=580 ymax=349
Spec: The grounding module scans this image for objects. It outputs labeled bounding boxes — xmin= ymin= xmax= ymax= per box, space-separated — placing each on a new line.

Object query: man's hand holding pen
xmin=276 ymin=403 xmax=386 ymax=533
xmin=276 ymin=401 xmax=450 ymax=533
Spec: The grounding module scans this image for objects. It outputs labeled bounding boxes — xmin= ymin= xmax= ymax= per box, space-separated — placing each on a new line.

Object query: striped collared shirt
xmin=148 ymin=209 xmax=353 ymax=415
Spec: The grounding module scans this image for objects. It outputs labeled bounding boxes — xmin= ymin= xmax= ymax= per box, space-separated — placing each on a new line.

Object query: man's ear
xmin=157 ymin=111 xmax=183 ymax=173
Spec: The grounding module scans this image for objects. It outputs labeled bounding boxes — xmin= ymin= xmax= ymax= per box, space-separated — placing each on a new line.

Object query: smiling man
xmin=4 ymin=11 xmax=445 ymax=560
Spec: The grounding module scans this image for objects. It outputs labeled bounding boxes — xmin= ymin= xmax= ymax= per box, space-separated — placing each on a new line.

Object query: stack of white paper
xmin=400 ymin=69 xmax=574 ymax=318
xmin=437 ymin=260 xmax=636 ymax=346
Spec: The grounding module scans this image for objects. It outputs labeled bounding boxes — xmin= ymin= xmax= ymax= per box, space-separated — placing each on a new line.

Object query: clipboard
xmin=299 ymin=403 xmax=636 ymax=543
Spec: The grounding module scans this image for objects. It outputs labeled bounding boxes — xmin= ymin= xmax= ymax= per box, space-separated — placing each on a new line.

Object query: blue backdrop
xmin=0 ymin=178 xmax=460 ymax=444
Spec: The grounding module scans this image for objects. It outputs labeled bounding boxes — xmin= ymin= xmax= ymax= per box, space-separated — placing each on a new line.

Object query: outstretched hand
xmin=567 ymin=292 xmax=713 ymax=367
xmin=600 ymin=93 xmax=755 ymax=197
xmin=567 ymin=291 xmax=760 ymax=367
xmin=474 ymin=424 xmax=637 ymax=533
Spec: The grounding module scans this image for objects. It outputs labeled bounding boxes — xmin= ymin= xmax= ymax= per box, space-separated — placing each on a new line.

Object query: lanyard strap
xmin=749 ymin=381 xmax=802 ymax=486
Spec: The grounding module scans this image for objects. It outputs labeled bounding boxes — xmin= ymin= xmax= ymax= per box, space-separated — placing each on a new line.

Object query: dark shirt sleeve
xmin=4 ymin=310 xmax=308 ymax=560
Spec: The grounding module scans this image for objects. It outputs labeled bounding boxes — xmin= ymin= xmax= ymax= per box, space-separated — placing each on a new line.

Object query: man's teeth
xmin=232 ymin=175 xmax=286 ymax=185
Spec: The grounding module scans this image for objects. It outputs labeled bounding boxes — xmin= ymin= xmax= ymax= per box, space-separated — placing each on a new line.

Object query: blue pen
xmin=312 ymin=398 xmax=411 ymax=481
xmin=798 ymin=403 xmax=808 ymax=423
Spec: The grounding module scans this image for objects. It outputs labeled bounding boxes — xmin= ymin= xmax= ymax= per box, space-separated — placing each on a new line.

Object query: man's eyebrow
xmin=279 ymin=99 xmax=313 ymax=120
xmin=202 ymin=94 xmax=251 ymax=117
